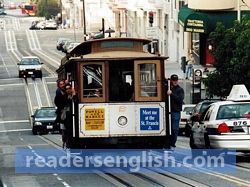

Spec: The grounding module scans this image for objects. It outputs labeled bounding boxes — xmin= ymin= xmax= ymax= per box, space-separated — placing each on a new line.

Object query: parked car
xmin=17 ymin=56 xmax=43 ymax=78
xmin=31 ymin=107 xmax=60 ymax=135
xmin=29 ymin=21 xmax=39 ymax=30
xmin=187 ymin=100 xmax=216 ymax=126
xmin=61 ymin=40 xmax=73 ymax=53
xmin=190 ymin=85 xmax=250 ymax=153
xmin=35 ymin=20 xmax=46 ymax=30
xmin=0 ymin=8 xmax=6 ymax=15
xmin=45 ymin=20 xmax=57 ymax=30
xmin=56 ymin=38 xmax=70 ymax=51
xmin=180 ymin=104 xmax=195 ymax=136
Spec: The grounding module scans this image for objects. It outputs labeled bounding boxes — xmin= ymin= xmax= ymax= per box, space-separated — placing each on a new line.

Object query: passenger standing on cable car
xmin=54 ymin=80 xmax=68 ymax=148
xmin=62 ymin=83 xmax=77 ymax=148
xmin=167 ymin=74 xmax=184 ymax=150
xmin=54 ymin=79 xmax=66 ymax=123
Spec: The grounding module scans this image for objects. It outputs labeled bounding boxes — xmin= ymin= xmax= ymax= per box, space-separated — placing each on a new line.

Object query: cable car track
xmin=40 ymin=134 xmax=211 ymax=187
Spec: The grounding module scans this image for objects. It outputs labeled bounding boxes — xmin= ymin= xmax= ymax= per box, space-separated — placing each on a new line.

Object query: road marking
xmin=0 ymin=120 xmax=29 ymax=124
xmin=42 ymin=78 xmax=53 ymax=106
xmin=0 ymin=129 xmax=31 ymax=133
xmin=0 ymin=83 xmax=23 ymax=87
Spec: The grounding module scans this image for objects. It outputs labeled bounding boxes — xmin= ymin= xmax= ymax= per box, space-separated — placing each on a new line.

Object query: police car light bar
xmin=227 ymin=84 xmax=250 ymax=101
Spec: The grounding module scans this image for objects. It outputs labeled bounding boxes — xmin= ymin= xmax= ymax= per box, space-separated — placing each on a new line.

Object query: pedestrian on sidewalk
xmin=186 ymin=53 xmax=195 ymax=79
xmin=167 ymin=74 xmax=184 ymax=150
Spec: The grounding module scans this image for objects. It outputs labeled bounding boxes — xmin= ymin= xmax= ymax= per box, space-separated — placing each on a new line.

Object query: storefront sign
xmin=185 ymin=19 xmax=205 ymax=33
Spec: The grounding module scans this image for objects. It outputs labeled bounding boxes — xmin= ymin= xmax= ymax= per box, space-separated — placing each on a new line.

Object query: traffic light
xmin=149 ymin=11 xmax=154 ymax=26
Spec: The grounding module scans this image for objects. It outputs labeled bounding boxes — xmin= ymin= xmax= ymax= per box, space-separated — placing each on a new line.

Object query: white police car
xmin=190 ymin=85 xmax=250 ymax=152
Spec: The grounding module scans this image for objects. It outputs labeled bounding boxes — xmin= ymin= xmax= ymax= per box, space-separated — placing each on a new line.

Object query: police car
xmin=190 ymin=85 xmax=250 ymax=152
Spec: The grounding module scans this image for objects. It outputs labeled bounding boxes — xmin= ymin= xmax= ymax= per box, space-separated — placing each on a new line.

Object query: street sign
xmin=194 ymin=69 xmax=202 ymax=81
xmin=146 ymin=27 xmax=158 ymax=39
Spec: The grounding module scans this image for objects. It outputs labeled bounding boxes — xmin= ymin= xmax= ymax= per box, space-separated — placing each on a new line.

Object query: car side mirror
xmin=189 ymin=111 xmax=192 ymax=115
xmin=17 ymin=63 xmax=20 ymax=65
xmin=31 ymin=115 xmax=34 ymax=117
xmin=40 ymin=62 xmax=44 ymax=64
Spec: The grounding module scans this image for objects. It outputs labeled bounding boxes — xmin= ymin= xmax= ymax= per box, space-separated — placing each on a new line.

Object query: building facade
xmin=61 ymin=0 xmax=250 ymax=65
xmin=179 ymin=0 xmax=250 ymax=66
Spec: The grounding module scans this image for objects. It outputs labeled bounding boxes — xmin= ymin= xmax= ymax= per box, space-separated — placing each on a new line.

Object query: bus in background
xmin=20 ymin=3 xmax=36 ymax=16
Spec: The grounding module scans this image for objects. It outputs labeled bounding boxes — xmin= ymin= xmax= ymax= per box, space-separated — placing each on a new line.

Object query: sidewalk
xmin=164 ymin=61 xmax=204 ymax=80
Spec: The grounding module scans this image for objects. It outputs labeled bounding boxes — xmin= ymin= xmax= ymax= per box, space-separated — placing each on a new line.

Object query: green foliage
xmin=36 ymin=0 xmax=60 ymax=19
xmin=204 ymin=18 xmax=250 ymax=98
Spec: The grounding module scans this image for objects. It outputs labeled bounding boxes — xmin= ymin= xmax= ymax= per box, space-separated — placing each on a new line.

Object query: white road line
xmin=27 ymin=145 xmax=32 ymax=150
xmin=0 ymin=55 xmax=11 ymax=77
xmin=0 ymin=83 xmax=23 ymax=87
xmin=34 ymin=80 xmax=42 ymax=107
xmin=0 ymin=129 xmax=31 ymax=133
xmin=33 ymin=30 xmax=41 ymax=50
xmin=24 ymin=79 xmax=34 ymax=116
xmin=26 ymin=30 xmax=34 ymax=51
xmin=36 ymin=50 xmax=60 ymax=67
xmin=0 ymin=120 xmax=29 ymax=124
xmin=42 ymin=78 xmax=53 ymax=106
xmin=4 ymin=31 xmax=11 ymax=51
xmin=11 ymin=30 xmax=17 ymax=50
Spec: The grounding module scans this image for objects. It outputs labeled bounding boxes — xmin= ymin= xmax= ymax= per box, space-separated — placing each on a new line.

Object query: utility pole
xmin=82 ymin=0 xmax=87 ymax=41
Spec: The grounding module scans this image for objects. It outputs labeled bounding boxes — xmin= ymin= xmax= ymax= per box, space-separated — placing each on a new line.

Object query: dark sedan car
xmin=31 ymin=107 xmax=60 ymax=135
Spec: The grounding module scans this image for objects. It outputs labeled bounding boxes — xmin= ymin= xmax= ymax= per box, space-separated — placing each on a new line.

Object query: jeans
xmin=186 ymin=64 xmax=193 ymax=78
xmin=170 ymin=112 xmax=181 ymax=147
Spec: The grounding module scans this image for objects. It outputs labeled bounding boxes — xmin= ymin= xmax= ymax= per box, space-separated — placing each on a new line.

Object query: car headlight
xmin=34 ymin=121 xmax=42 ymax=126
xmin=118 ymin=116 xmax=128 ymax=126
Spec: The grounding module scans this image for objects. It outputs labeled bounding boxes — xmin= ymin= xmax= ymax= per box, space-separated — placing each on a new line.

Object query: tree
xmin=204 ymin=18 xmax=250 ymax=98
xmin=36 ymin=0 xmax=60 ymax=19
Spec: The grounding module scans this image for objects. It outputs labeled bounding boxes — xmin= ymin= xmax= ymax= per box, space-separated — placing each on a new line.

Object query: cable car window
xmin=109 ymin=60 xmax=134 ymax=102
xmin=83 ymin=64 xmax=103 ymax=98
xmin=139 ymin=64 xmax=157 ymax=97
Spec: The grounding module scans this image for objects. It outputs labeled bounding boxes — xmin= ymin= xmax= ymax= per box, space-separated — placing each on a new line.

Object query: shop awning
xmin=178 ymin=6 xmax=250 ymax=33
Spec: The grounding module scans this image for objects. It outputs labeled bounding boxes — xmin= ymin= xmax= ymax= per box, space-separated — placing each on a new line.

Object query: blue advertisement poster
xmin=140 ymin=108 xmax=160 ymax=130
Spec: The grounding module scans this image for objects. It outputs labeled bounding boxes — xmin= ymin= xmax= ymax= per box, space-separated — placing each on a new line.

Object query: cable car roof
xmin=69 ymin=37 xmax=152 ymax=56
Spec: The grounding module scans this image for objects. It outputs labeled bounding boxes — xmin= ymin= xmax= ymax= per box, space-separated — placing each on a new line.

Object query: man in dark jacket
xmin=167 ymin=74 xmax=184 ymax=150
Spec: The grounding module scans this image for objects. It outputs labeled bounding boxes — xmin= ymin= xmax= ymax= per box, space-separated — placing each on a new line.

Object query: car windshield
xmin=183 ymin=106 xmax=194 ymax=114
xmin=36 ymin=109 xmax=56 ymax=118
xmin=200 ymin=102 xmax=213 ymax=113
xmin=20 ymin=58 xmax=40 ymax=65
xmin=216 ymin=103 xmax=250 ymax=120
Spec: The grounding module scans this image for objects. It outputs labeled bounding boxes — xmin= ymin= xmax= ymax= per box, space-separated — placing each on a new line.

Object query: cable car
xmin=57 ymin=37 xmax=170 ymax=148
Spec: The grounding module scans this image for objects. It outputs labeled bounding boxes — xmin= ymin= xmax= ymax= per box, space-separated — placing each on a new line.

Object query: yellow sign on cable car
xmin=85 ymin=108 xmax=105 ymax=130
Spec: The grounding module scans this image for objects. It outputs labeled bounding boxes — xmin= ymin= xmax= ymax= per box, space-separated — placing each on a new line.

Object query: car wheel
xmin=32 ymin=127 xmax=38 ymax=135
xmin=204 ymin=133 xmax=211 ymax=149
xmin=38 ymin=71 xmax=42 ymax=78
xmin=185 ymin=124 xmax=191 ymax=137
xmin=190 ymin=133 xmax=203 ymax=158
xmin=189 ymin=132 xmax=197 ymax=149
